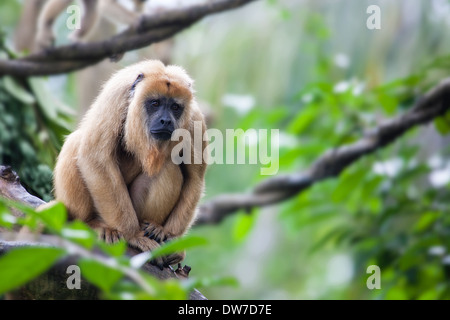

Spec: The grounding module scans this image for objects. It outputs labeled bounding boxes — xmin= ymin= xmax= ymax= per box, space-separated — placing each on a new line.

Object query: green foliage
xmin=0 ymin=74 xmax=72 ymax=201
xmin=0 ymin=199 xmax=232 ymax=299
xmin=0 ymin=246 xmax=65 ymax=295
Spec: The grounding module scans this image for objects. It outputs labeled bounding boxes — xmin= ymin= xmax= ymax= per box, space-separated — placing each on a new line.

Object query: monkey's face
xmin=146 ymin=96 xmax=184 ymax=141
xmin=125 ymin=61 xmax=194 ymax=154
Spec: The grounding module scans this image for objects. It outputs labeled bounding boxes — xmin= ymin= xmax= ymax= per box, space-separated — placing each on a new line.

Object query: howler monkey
xmin=53 ymin=60 xmax=208 ymax=267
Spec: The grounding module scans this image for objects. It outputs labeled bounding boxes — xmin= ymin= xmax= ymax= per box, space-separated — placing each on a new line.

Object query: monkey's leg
xmin=54 ymin=132 xmax=95 ymax=223
xmin=130 ymin=172 xmax=185 ymax=267
xmin=34 ymin=0 xmax=72 ymax=52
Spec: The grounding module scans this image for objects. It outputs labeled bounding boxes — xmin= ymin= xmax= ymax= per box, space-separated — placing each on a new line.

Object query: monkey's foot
xmin=141 ymin=222 xmax=173 ymax=244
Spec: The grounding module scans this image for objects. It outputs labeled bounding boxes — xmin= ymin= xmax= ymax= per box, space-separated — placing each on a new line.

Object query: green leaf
xmin=377 ymin=92 xmax=398 ymax=114
xmin=98 ymin=239 xmax=127 ymax=257
xmin=0 ymin=202 xmax=16 ymax=228
xmin=434 ymin=116 xmax=450 ymax=135
xmin=3 ymin=76 xmax=35 ymax=104
xmin=150 ymin=235 xmax=209 ymax=260
xmin=332 ymin=166 xmax=367 ymax=202
xmin=385 ymin=286 xmax=408 ymax=300
xmin=287 ymin=105 xmax=317 ymax=134
xmin=37 ymin=201 xmax=67 ymax=232
xmin=61 ymin=220 xmax=96 ymax=249
xmin=232 ymin=212 xmax=255 ymax=243
xmin=0 ymin=247 xmax=65 ymax=295
xmin=79 ymin=258 xmax=123 ymax=293
xmin=413 ymin=211 xmax=440 ymax=233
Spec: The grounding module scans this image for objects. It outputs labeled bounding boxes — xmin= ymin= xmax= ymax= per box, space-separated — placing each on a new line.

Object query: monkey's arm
xmin=77 ymin=143 xmax=139 ymax=240
xmin=77 ymin=142 xmax=161 ymax=252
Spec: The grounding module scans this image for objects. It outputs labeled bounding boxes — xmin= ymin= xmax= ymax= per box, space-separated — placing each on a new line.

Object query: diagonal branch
xmin=0 ymin=0 xmax=257 ymax=76
xmin=195 ymin=78 xmax=450 ymax=225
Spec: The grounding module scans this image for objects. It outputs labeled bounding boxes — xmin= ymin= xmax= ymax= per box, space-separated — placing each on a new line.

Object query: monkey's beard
xmin=142 ymin=140 xmax=173 ymax=176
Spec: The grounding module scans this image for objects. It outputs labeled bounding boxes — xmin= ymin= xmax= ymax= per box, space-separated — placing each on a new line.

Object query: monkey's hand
xmin=142 ymin=221 xmax=173 ymax=244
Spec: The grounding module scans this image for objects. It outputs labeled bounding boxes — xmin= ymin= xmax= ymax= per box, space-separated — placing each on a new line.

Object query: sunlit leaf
xmin=413 ymin=211 xmax=440 ymax=233
xmin=332 ymin=166 xmax=367 ymax=203
xmin=37 ymin=201 xmax=67 ymax=232
xmin=232 ymin=212 xmax=255 ymax=243
xmin=79 ymin=258 xmax=123 ymax=293
xmin=61 ymin=220 xmax=97 ymax=249
xmin=98 ymin=239 xmax=127 ymax=257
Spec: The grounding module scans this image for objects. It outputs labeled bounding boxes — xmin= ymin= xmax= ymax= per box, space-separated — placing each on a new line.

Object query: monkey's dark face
xmin=146 ymin=96 xmax=184 ymax=141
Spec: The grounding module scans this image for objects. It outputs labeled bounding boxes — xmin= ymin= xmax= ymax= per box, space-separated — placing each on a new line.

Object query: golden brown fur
xmin=53 ymin=60 xmax=208 ymax=266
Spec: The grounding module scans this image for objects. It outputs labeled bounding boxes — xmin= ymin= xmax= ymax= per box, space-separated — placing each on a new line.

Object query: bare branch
xmin=195 ymin=78 xmax=450 ymax=225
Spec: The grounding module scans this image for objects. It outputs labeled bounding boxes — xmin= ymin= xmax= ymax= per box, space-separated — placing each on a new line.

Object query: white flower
xmin=222 ymin=94 xmax=255 ymax=115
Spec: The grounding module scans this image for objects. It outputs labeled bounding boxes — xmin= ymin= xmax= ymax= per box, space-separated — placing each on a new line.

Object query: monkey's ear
xmin=130 ymin=73 xmax=145 ymax=97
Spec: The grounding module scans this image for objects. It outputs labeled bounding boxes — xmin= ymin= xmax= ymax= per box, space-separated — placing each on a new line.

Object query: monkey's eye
xmin=149 ymin=99 xmax=160 ymax=107
xmin=171 ymin=103 xmax=181 ymax=111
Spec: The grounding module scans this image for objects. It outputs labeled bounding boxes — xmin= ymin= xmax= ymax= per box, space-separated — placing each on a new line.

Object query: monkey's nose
xmin=161 ymin=118 xmax=172 ymax=126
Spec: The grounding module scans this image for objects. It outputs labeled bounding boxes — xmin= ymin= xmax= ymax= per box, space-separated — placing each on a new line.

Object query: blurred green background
xmin=2 ymin=0 xmax=450 ymax=299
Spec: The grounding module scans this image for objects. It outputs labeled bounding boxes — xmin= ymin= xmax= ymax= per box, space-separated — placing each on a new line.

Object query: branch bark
xmin=195 ymin=78 xmax=450 ymax=225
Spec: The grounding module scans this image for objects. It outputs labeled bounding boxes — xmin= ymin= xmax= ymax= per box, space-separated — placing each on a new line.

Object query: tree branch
xmin=195 ymin=78 xmax=450 ymax=225
xmin=0 ymin=0 xmax=257 ymax=76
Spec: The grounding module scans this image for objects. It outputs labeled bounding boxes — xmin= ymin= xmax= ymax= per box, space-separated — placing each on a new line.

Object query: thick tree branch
xmin=195 ymin=78 xmax=450 ymax=225
xmin=0 ymin=0 xmax=257 ymax=76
